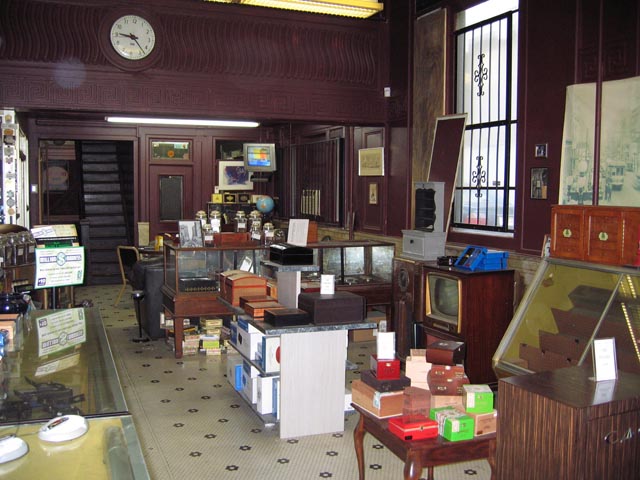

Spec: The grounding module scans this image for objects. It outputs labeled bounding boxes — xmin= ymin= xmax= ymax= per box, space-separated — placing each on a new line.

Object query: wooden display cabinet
xmin=418 ymin=263 xmax=515 ymax=385
xmin=497 ymin=366 xmax=640 ymax=480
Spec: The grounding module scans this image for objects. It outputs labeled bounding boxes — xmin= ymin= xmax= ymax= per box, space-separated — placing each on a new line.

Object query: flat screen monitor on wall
xmin=244 ymin=143 xmax=277 ymax=172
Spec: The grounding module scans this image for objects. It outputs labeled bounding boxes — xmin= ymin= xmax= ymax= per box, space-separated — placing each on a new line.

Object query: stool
xmin=131 ymin=290 xmax=149 ymax=343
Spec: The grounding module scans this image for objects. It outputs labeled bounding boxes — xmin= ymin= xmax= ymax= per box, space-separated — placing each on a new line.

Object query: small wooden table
xmin=352 ymin=403 xmax=496 ymax=480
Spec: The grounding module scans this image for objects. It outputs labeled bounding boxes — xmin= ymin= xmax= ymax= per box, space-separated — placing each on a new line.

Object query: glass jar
xmin=209 ymin=210 xmax=222 ymax=233
xmin=274 ymin=229 xmax=286 ymax=244
xmin=195 ymin=210 xmax=208 ymax=228
xmin=202 ymin=224 xmax=215 ymax=247
xmin=234 ymin=211 xmax=247 ymax=233
xmin=263 ymin=222 xmax=275 ymax=246
xmin=250 ymin=223 xmax=263 ymax=243
xmin=0 ymin=236 xmax=6 ymax=267
xmin=25 ymin=232 xmax=36 ymax=264
xmin=249 ymin=210 xmax=262 ymax=230
xmin=3 ymin=233 xmax=17 ymax=267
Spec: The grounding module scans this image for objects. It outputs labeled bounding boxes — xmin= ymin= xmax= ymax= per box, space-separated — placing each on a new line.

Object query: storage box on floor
xmin=349 ymin=308 xmax=386 ymax=342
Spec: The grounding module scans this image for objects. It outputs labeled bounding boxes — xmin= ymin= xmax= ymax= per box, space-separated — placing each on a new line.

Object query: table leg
xmin=488 ymin=437 xmax=496 ymax=480
xmin=404 ymin=451 xmax=425 ymax=480
xmin=354 ymin=413 xmax=366 ymax=480
xmin=174 ymin=316 xmax=183 ymax=358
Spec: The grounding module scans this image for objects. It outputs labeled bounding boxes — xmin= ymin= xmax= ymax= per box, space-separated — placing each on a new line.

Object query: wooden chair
xmin=114 ymin=246 xmax=140 ymax=307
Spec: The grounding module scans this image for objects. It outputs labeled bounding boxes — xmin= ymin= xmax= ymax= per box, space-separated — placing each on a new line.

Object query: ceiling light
xmin=105 ymin=117 xmax=260 ymax=128
xmin=204 ymin=0 xmax=383 ymax=19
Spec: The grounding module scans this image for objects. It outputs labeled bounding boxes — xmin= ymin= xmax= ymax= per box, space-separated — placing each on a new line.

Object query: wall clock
xmin=109 ymin=14 xmax=156 ymax=60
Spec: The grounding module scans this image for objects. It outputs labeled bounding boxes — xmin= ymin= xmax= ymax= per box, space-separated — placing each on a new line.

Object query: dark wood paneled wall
xmin=0 ymin=0 xmax=387 ymax=124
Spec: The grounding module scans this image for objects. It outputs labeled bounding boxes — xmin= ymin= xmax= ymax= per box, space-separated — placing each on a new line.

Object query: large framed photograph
xmin=178 ymin=220 xmax=203 ymax=247
xmin=218 ymin=160 xmax=253 ymax=191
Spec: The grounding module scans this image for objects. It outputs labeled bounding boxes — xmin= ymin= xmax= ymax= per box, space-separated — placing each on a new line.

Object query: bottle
xmin=250 ymin=223 xmax=263 ymax=243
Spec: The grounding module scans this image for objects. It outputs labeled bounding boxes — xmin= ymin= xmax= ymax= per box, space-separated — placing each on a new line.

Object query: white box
xmin=401 ymin=230 xmax=446 ymax=261
xmin=241 ymin=360 xmax=259 ymax=403
xmin=256 ymin=336 xmax=281 ymax=373
xmin=226 ymin=354 xmax=243 ymax=391
xmin=273 ymin=377 xmax=281 ymax=419
xmin=256 ymin=375 xmax=278 ymax=414
xmin=236 ymin=324 xmax=263 ymax=360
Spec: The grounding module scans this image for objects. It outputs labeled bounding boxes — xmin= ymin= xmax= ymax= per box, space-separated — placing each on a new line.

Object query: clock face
xmin=110 ymin=15 xmax=156 ymax=60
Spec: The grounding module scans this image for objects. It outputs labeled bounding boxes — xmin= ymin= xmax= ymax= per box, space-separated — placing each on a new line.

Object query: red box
xmin=370 ymin=355 xmax=401 ymax=380
xmin=388 ymin=415 xmax=438 ymax=441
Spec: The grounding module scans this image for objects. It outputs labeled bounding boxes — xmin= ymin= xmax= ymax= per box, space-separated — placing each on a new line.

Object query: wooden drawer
xmin=550 ymin=205 xmax=640 ymax=266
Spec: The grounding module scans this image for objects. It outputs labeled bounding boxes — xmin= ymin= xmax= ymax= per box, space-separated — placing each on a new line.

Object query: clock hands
xmin=117 ymin=32 xmax=146 ymax=56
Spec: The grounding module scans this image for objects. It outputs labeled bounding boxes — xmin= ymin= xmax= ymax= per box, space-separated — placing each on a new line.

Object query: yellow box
xmin=211 ymin=193 xmax=223 ymax=203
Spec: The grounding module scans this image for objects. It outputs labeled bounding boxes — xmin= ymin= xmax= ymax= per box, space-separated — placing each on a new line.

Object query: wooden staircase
xmin=80 ymin=141 xmax=133 ymax=285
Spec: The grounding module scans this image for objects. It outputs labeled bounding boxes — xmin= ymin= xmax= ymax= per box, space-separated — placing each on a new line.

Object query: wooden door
xmin=148 ymin=165 xmax=194 ymax=239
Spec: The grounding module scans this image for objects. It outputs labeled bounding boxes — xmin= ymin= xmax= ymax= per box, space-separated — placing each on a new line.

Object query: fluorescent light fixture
xmin=204 ymin=0 xmax=383 ymax=19
xmin=105 ymin=116 xmax=260 ymax=128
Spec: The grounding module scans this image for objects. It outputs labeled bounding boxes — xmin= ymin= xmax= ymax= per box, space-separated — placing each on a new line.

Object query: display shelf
xmin=228 ymin=313 xmax=375 ymax=439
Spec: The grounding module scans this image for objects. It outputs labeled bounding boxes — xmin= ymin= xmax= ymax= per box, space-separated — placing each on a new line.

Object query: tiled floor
xmin=77 ymin=284 xmax=493 ymax=480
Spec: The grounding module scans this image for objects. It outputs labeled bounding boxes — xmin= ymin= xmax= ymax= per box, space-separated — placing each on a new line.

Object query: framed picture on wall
xmin=358 ymin=147 xmax=384 ymax=176
xmin=218 ymin=160 xmax=253 ymax=190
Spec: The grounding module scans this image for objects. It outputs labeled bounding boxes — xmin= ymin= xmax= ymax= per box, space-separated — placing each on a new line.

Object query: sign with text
xmin=35 ymin=246 xmax=85 ymax=289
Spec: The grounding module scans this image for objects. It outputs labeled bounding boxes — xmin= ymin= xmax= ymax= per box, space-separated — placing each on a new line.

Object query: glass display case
xmin=299 ymin=240 xmax=394 ymax=287
xmin=163 ymin=243 xmax=268 ymax=294
xmin=493 ymin=257 xmax=640 ymax=378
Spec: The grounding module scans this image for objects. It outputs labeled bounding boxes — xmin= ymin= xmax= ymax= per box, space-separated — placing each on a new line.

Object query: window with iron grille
xmin=452 ymin=0 xmax=518 ymax=233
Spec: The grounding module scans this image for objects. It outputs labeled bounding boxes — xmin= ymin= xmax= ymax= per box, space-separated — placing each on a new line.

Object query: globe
xmin=256 ymin=195 xmax=275 ymax=214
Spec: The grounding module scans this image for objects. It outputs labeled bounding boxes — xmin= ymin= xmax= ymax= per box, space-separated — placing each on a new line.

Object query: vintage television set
xmin=243 ymin=143 xmax=276 ymax=181
xmin=423 ymin=270 xmax=461 ymax=335
xmin=416 ymin=263 xmax=514 ymax=384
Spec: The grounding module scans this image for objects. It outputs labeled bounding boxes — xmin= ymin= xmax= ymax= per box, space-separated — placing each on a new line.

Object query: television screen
xmin=243 ymin=143 xmax=276 ymax=172
xmin=425 ymin=272 xmax=460 ymax=334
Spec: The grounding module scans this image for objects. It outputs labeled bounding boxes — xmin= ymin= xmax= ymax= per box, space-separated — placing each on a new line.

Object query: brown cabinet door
xmin=584 ymin=208 xmax=622 ymax=264
xmin=550 ymin=206 xmax=585 ymax=260
xmin=148 ymin=165 xmax=194 ymax=239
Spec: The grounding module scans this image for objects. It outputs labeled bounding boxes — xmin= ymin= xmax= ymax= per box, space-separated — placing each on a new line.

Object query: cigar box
xmin=403 ymin=386 xmax=431 ymax=417
xmin=239 ymin=295 xmax=276 ymax=309
xmin=360 ymin=369 xmax=410 ymax=392
xmin=370 ymin=355 xmax=401 ymax=380
xmin=466 ymin=409 xmax=497 ymax=436
xmin=388 ymin=414 xmax=438 ymax=441
xmin=430 ymin=406 xmax=474 ymax=442
xmin=425 ymin=339 xmax=466 ymax=366
xmin=263 ymin=307 xmax=311 ymax=327
xmin=223 ymin=272 xmax=268 ymax=306
xmin=351 ymin=379 xmax=403 ymax=418
xmin=297 ymin=291 xmax=365 ymax=325
xmin=269 ymin=243 xmax=314 ymax=265
xmin=245 ymin=301 xmax=283 ymax=318
xmin=405 ymin=349 xmax=431 ymax=390
xmin=462 ymin=384 xmax=494 ymax=414
xmin=219 ymin=269 xmax=245 ymax=299
xmin=427 ymin=364 xmax=469 ymax=395
xmin=429 ymin=394 xmax=464 ymax=410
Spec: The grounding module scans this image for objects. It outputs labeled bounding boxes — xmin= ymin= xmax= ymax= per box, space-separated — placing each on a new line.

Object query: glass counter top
xmin=0 ymin=415 xmax=149 ymax=479
xmin=0 ymin=308 xmax=127 ymax=425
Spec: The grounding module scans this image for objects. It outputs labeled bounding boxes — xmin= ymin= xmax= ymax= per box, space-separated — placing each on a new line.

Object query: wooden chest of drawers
xmin=550 ymin=205 xmax=640 ymax=266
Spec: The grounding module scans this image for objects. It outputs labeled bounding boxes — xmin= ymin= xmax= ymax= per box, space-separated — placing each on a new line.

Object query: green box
xmin=429 ymin=406 xmax=474 ymax=442
xmin=462 ymin=384 xmax=494 ymax=414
